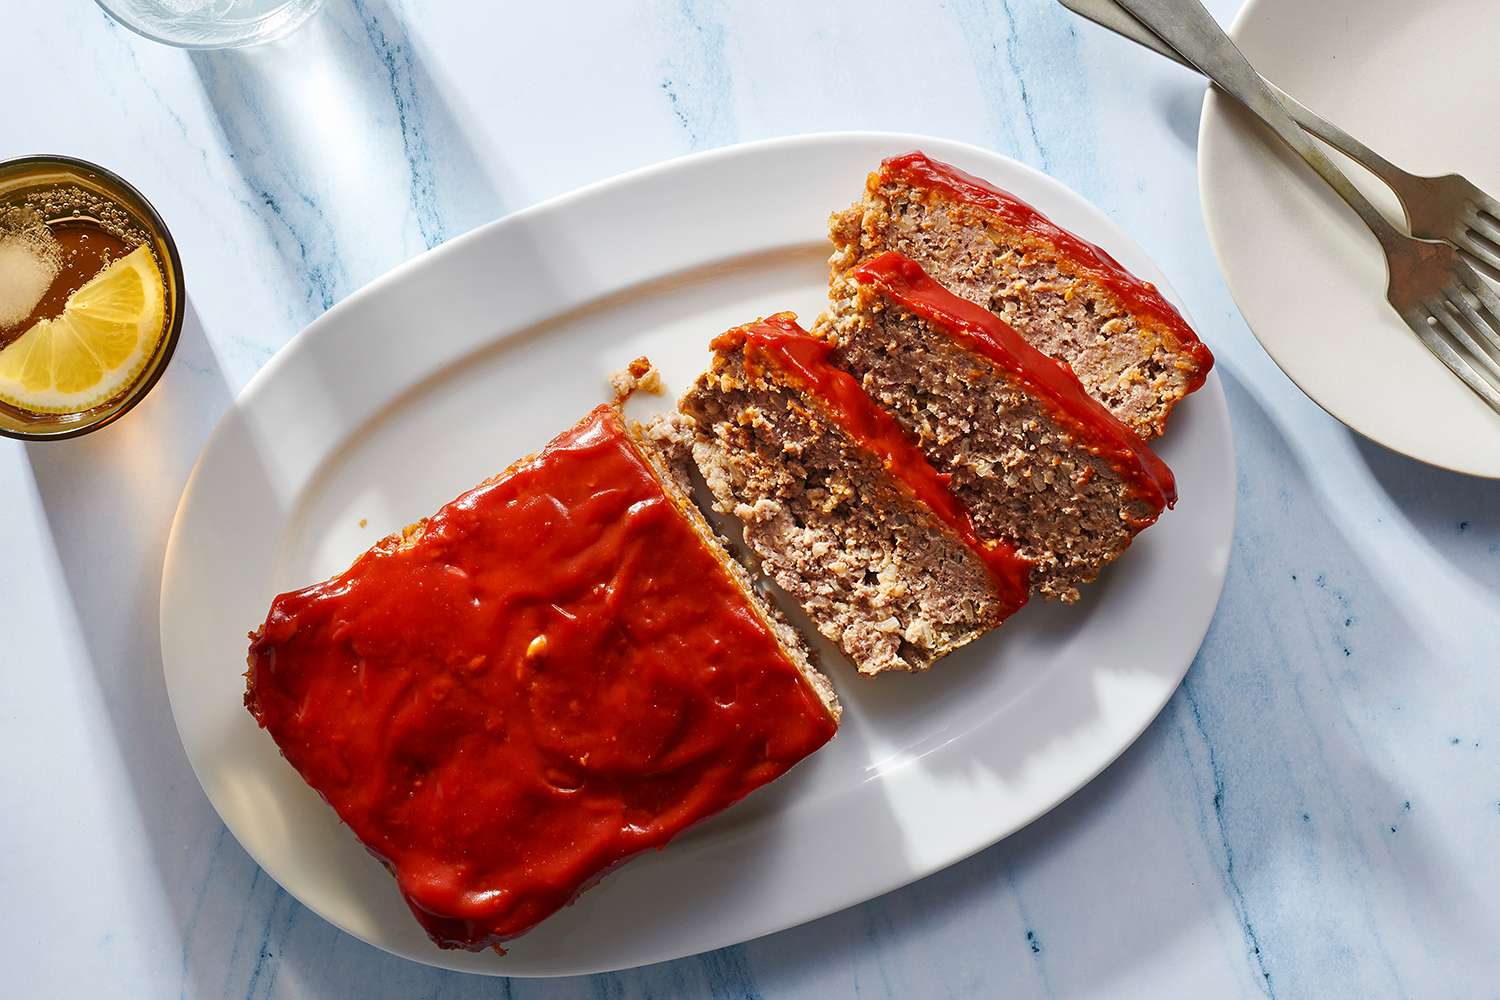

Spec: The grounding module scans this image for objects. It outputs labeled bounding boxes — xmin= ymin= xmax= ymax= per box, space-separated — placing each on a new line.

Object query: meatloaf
xmin=678 ymin=313 xmax=1031 ymax=676
xmin=828 ymin=151 xmax=1213 ymax=439
xmin=825 ymin=252 xmax=1177 ymax=603
xmin=245 ymin=402 xmax=839 ymax=951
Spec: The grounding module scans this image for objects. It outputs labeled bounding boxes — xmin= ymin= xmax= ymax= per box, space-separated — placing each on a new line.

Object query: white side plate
xmin=160 ymin=132 xmax=1234 ymax=976
xmin=1199 ymin=0 xmax=1500 ymax=477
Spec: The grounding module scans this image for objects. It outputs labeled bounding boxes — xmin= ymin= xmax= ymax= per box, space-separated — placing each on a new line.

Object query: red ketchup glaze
xmin=714 ymin=313 xmax=1032 ymax=618
xmin=880 ymin=151 xmax=1215 ymax=391
xmin=851 ymin=253 xmax=1178 ymax=512
xmin=245 ymin=405 xmax=836 ymax=951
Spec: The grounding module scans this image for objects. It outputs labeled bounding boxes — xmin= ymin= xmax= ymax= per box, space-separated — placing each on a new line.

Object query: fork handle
xmin=1114 ymin=0 xmax=1405 ymax=248
xmin=1057 ymin=0 xmax=1424 ymax=204
xmin=1060 ymin=0 xmax=1422 ymax=196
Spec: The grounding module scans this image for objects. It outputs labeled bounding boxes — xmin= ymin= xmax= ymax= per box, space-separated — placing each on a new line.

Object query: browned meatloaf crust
xmin=678 ymin=317 xmax=1021 ymax=675
xmin=825 ymin=253 xmax=1177 ymax=603
xmin=828 ymin=151 xmax=1213 ymax=440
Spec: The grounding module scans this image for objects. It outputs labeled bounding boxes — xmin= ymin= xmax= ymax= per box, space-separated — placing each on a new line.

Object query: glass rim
xmin=0 ymin=153 xmax=186 ymax=443
xmin=91 ymin=0 xmax=324 ymax=51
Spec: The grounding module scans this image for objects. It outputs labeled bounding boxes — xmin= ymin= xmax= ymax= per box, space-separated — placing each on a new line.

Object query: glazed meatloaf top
xmin=707 ymin=314 xmax=1033 ymax=603
xmin=680 ymin=314 xmax=1029 ymax=674
xmin=829 ymin=151 xmax=1213 ymax=439
xmin=844 ymin=252 xmax=1176 ymax=510
xmin=827 ymin=252 xmax=1176 ymax=602
xmin=245 ymin=403 xmax=837 ymax=951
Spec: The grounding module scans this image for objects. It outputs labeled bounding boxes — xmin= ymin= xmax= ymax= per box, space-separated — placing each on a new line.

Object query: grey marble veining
xmin=3 ymin=0 xmax=1497 ymax=997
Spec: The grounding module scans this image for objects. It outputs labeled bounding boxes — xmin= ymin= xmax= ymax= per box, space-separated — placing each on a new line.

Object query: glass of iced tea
xmin=0 ymin=156 xmax=184 ymax=441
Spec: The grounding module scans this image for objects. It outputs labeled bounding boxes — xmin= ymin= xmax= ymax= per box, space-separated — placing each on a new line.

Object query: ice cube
xmin=0 ymin=219 xmax=62 ymax=330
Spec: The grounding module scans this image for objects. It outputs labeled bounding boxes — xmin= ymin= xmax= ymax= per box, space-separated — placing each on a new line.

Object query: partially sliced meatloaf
xmin=678 ymin=313 xmax=1030 ymax=676
xmin=245 ymin=402 xmax=838 ymax=951
xmin=826 ymin=252 xmax=1177 ymax=604
xmin=828 ymin=151 xmax=1213 ymax=439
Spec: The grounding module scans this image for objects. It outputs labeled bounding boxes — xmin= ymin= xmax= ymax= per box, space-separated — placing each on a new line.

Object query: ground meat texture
xmin=828 ymin=180 xmax=1206 ymax=440
xmin=638 ymin=412 xmax=840 ymax=715
xmin=825 ymin=286 xmax=1162 ymax=603
xmin=679 ymin=350 xmax=1008 ymax=676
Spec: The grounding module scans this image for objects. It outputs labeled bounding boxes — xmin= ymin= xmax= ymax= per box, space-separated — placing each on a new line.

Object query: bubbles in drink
xmin=0 ymin=183 xmax=153 ymax=348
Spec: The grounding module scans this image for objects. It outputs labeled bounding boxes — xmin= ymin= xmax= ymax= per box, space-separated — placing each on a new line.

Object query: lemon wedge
xmin=0 ymin=244 xmax=167 ymax=414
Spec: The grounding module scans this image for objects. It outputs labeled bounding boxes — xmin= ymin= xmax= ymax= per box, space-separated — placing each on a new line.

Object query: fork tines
xmin=1412 ymin=266 xmax=1500 ymax=409
xmin=1458 ymin=200 xmax=1500 ymax=279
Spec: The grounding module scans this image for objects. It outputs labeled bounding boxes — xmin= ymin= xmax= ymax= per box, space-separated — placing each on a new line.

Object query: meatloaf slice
xmin=245 ymin=402 xmax=838 ymax=951
xmin=828 ymin=151 xmax=1213 ymax=439
xmin=826 ymin=252 xmax=1176 ymax=603
xmin=679 ymin=313 xmax=1030 ymax=676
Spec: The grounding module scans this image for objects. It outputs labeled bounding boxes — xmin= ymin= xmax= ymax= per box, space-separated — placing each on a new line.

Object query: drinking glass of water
xmin=95 ymin=0 xmax=324 ymax=48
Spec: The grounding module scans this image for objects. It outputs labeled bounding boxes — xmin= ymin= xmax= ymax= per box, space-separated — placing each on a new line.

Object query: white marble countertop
xmin=5 ymin=1 xmax=1497 ymax=996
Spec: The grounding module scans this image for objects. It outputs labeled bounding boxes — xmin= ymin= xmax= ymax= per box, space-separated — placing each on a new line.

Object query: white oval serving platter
xmin=160 ymin=132 xmax=1234 ymax=976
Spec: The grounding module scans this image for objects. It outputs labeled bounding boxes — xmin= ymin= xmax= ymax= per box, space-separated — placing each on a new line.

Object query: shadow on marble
xmin=360 ymin=0 xmax=521 ymax=242
xmin=1156 ymin=75 xmax=1207 ymax=152
xmin=1352 ymin=433 xmax=1500 ymax=595
xmin=1128 ymin=368 xmax=1464 ymax=995
xmin=186 ymin=0 xmax=510 ymax=319
xmin=727 ymin=724 xmax=1174 ymax=995
xmin=24 ymin=299 xmax=251 ymax=1000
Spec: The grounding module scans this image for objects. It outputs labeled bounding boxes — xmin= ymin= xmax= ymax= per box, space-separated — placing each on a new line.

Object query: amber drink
xmin=0 ymin=156 xmax=183 ymax=440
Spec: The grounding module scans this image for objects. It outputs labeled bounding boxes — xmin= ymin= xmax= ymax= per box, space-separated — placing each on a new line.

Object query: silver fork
xmin=1059 ymin=0 xmax=1500 ymax=282
xmin=1098 ymin=0 xmax=1500 ymax=413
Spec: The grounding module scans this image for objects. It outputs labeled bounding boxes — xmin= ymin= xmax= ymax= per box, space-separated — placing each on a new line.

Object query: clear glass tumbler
xmin=94 ymin=0 xmax=324 ymax=49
